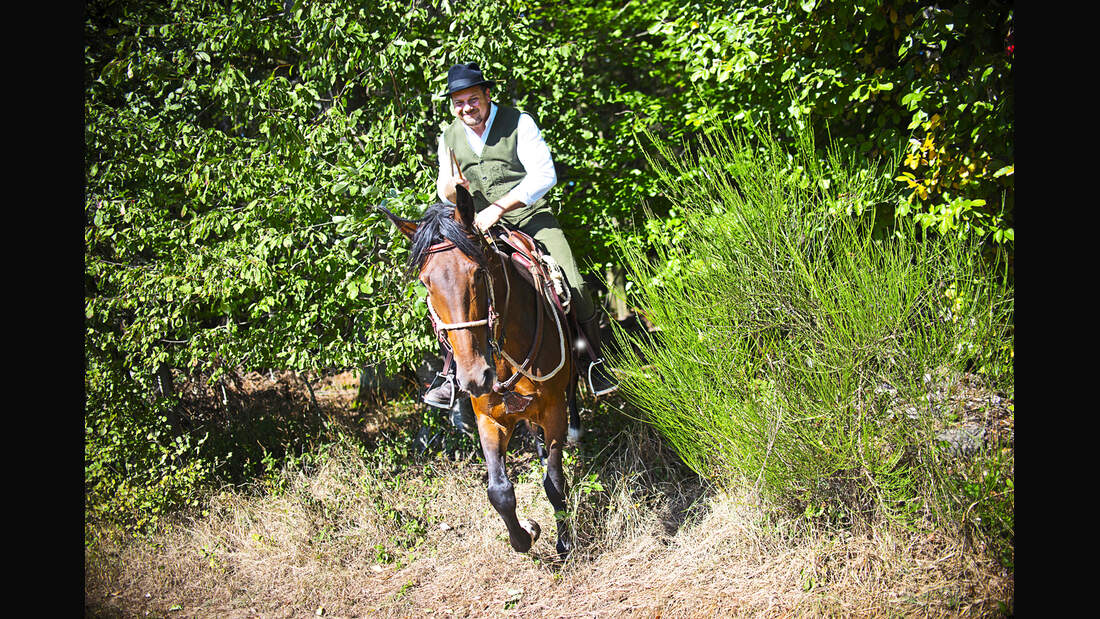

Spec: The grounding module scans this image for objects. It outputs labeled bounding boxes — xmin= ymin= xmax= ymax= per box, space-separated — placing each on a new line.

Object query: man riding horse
xmin=423 ymin=61 xmax=617 ymax=408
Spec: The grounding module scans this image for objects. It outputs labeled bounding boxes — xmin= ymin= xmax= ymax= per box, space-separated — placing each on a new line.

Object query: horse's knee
xmin=487 ymin=479 xmax=516 ymax=514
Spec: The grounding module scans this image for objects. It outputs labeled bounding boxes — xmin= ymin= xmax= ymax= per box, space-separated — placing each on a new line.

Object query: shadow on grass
xmin=170 ymin=368 xmax=424 ymax=487
xmin=167 ymin=325 xmax=711 ymax=561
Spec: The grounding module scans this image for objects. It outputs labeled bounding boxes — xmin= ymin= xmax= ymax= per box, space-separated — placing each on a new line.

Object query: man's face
xmin=450 ymin=86 xmax=490 ymax=130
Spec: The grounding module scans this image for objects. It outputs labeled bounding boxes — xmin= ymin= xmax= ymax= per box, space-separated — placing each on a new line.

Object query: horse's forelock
xmin=408 ymin=202 xmax=486 ymax=274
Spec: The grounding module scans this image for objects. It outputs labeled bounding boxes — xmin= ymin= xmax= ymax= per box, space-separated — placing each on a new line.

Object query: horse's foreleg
xmin=477 ymin=413 xmax=539 ymax=553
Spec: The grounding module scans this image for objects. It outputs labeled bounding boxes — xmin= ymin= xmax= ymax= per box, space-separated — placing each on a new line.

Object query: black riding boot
xmin=580 ymin=315 xmax=618 ymax=397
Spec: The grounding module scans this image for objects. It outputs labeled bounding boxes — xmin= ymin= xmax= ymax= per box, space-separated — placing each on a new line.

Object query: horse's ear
xmin=376 ymin=205 xmax=418 ymax=239
xmin=454 ymin=184 xmax=475 ymax=228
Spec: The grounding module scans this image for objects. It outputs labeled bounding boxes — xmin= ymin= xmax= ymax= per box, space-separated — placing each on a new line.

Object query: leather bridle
xmin=419 ymin=231 xmax=568 ymax=396
xmin=421 ymin=237 xmax=501 ymax=342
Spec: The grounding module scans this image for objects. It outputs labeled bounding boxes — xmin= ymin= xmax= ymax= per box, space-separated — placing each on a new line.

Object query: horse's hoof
xmin=509 ymin=519 xmax=540 ymax=553
xmin=520 ymin=519 xmax=540 ymax=545
xmin=556 ymin=537 xmax=573 ymax=558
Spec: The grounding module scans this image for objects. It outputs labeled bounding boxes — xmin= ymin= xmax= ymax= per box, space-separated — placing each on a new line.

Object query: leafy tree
xmin=83 ymin=0 xmax=642 ymax=528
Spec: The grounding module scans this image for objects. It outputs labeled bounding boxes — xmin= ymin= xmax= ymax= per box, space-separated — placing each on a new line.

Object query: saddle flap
xmin=493 ymin=225 xmax=572 ymax=316
xmin=499 ymin=228 xmax=551 ymax=282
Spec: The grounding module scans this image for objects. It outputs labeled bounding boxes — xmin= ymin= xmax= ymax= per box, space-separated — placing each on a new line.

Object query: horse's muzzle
xmin=459 ymin=364 xmax=496 ymax=397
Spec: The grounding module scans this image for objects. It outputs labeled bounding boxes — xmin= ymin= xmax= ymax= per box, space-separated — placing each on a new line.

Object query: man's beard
xmin=462 ymin=110 xmax=484 ymax=127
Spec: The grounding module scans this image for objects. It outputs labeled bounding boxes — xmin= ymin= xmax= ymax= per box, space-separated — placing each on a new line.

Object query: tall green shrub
xmin=83 ymin=0 xmax=603 ymax=529
xmin=609 ymin=121 xmax=1013 ymax=537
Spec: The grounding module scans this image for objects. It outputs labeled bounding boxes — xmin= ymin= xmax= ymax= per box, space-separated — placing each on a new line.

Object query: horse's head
xmin=380 ymin=186 xmax=497 ymax=396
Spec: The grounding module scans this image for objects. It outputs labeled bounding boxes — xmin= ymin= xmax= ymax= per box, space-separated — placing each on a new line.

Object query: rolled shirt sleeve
xmin=437 ymin=136 xmax=453 ymax=204
xmin=511 ymin=112 xmax=557 ymax=207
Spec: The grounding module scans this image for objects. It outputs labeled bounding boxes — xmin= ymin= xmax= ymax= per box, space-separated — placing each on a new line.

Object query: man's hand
xmin=474 ymin=204 xmax=504 ymax=233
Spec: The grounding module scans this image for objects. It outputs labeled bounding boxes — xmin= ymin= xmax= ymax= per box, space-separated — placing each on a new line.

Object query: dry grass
xmin=85 ymin=445 xmax=1011 ymax=617
xmin=85 ymin=374 xmax=1012 ymax=618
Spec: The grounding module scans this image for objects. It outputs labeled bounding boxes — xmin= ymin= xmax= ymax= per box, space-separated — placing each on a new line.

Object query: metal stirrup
xmin=425 ymin=371 xmax=457 ymax=409
xmin=587 ymin=358 xmax=616 ymax=397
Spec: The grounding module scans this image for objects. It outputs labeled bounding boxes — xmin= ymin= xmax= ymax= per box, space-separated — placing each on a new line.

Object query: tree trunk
xmin=155 ymin=363 xmax=181 ymax=432
xmin=604 ymin=263 xmax=630 ymax=321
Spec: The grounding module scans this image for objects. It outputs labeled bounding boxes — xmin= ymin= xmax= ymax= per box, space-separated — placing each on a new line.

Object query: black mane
xmin=408 ymin=202 xmax=486 ymax=273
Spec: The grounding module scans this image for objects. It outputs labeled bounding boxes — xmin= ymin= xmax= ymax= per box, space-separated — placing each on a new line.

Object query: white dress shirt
xmin=437 ymin=102 xmax=557 ymax=207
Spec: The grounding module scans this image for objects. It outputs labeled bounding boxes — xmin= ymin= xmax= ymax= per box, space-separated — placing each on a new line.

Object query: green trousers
xmin=517 ymin=212 xmax=596 ymax=323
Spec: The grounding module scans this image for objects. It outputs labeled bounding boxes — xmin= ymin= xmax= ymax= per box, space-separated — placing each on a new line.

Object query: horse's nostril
xmin=466 ymin=371 xmax=497 ymax=395
xmin=460 ymin=366 xmax=495 ymax=397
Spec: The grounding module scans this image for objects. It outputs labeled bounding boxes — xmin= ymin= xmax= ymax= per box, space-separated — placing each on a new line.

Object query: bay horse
xmin=379 ymin=186 xmax=580 ymax=556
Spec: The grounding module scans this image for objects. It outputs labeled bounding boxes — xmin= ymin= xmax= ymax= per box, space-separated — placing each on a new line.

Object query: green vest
xmin=443 ymin=104 xmax=550 ymax=228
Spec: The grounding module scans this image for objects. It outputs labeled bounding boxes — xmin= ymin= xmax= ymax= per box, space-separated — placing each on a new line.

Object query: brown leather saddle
xmin=489 ymin=225 xmax=570 ymax=317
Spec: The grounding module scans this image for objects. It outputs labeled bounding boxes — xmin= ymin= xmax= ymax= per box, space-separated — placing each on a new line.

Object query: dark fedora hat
xmin=443 ymin=62 xmax=495 ymax=96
